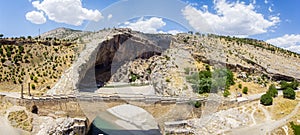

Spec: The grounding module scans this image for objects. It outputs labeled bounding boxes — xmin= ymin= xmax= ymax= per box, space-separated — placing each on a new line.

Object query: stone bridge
xmin=1 ymin=90 xmax=251 ymax=134
xmin=0 ymin=92 xmax=208 ymax=133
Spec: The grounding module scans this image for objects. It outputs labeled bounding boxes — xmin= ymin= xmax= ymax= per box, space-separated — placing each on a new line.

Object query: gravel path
xmin=230 ymin=100 xmax=300 ymax=135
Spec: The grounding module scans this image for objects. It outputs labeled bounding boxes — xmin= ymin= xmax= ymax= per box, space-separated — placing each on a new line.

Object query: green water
xmin=89 ymin=111 xmax=125 ymax=135
xmin=89 ymin=111 xmax=161 ymax=135
xmin=92 ymin=113 xmax=123 ymax=130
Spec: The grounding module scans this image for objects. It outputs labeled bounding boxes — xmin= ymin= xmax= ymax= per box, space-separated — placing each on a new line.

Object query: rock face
xmin=47 ymin=28 xmax=174 ymax=95
xmin=35 ymin=117 xmax=87 ymax=135
xmin=47 ymin=28 xmax=300 ymax=96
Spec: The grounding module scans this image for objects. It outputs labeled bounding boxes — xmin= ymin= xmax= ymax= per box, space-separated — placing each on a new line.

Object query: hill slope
xmin=1 ymin=27 xmax=299 ymax=96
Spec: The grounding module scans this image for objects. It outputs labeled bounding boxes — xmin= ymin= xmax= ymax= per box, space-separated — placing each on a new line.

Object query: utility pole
xmin=21 ymin=84 xmax=24 ymax=99
xmin=28 ymin=82 xmax=31 ymax=96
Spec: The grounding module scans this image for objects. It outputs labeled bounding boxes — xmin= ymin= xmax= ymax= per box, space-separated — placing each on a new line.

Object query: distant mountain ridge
xmin=39 ymin=27 xmax=91 ymax=41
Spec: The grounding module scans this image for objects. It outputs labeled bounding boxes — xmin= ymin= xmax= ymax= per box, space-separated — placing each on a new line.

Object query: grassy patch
xmin=267 ymin=96 xmax=298 ymax=120
xmin=290 ymin=122 xmax=300 ymax=135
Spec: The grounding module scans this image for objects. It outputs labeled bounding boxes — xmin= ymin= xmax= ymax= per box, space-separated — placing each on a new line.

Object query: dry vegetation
xmin=0 ymin=37 xmax=82 ymax=95
xmin=265 ymin=96 xmax=298 ymax=120
xmin=230 ymin=77 xmax=269 ymax=95
xmin=7 ymin=110 xmax=33 ymax=131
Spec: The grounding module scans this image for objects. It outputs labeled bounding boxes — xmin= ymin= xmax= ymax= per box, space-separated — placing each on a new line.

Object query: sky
xmin=0 ymin=0 xmax=300 ymax=53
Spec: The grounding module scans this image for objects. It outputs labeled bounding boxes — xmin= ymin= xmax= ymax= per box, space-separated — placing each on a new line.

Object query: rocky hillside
xmin=39 ymin=27 xmax=91 ymax=42
xmin=1 ymin=27 xmax=299 ymax=97
xmin=0 ymin=37 xmax=83 ymax=95
xmin=179 ymin=34 xmax=300 ymax=81
xmin=106 ymin=32 xmax=300 ymax=96
xmin=42 ymin=28 xmax=299 ymax=97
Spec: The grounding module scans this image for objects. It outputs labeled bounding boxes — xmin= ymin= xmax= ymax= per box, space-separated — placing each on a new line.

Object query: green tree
xmin=0 ymin=34 xmax=3 ymax=38
xmin=283 ymin=87 xmax=296 ymax=100
xmin=238 ymin=83 xmax=242 ymax=89
xmin=212 ymin=68 xmax=235 ymax=90
xmin=33 ymin=76 xmax=38 ymax=83
xmin=280 ymin=81 xmax=288 ymax=89
xmin=260 ymin=94 xmax=273 ymax=105
xmin=1 ymin=58 xmax=5 ymax=63
xmin=242 ymin=87 xmax=248 ymax=94
xmin=290 ymin=122 xmax=300 ymax=135
xmin=30 ymin=74 xmax=34 ymax=80
xmin=198 ymin=77 xmax=212 ymax=94
xmin=280 ymin=80 xmax=299 ymax=90
xmin=267 ymin=84 xmax=278 ymax=97
xmin=198 ymin=70 xmax=212 ymax=94
xmin=31 ymin=84 xmax=36 ymax=90
xmin=6 ymin=50 xmax=11 ymax=57
xmin=291 ymin=79 xmax=299 ymax=90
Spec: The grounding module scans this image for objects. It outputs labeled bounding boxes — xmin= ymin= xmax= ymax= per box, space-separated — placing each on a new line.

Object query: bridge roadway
xmin=0 ymin=91 xmax=207 ymax=104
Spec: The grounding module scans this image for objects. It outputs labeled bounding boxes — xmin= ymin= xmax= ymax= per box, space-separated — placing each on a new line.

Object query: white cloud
xmin=120 ymin=17 xmax=183 ymax=35
xmin=121 ymin=17 xmax=166 ymax=33
xmin=266 ymin=34 xmax=300 ymax=53
xmin=202 ymin=5 xmax=208 ymax=11
xmin=107 ymin=14 xmax=113 ymax=20
xmin=264 ymin=0 xmax=268 ymax=4
xmin=166 ymin=30 xmax=183 ymax=35
xmin=268 ymin=6 xmax=273 ymax=12
xmin=158 ymin=30 xmax=183 ymax=35
xmin=182 ymin=0 xmax=280 ymax=36
xmin=28 ymin=0 xmax=103 ymax=26
xmin=25 ymin=11 xmax=46 ymax=24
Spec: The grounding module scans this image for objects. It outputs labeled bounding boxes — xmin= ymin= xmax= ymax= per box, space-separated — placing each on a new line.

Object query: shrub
xmin=184 ymin=68 xmax=190 ymax=75
xmin=192 ymin=68 xmax=235 ymax=94
xmin=242 ymin=87 xmax=248 ymax=94
xmin=18 ymin=78 xmax=22 ymax=84
xmin=198 ymin=70 xmax=212 ymax=94
xmin=283 ymin=87 xmax=296 ymax=100
xmin=130 ymin=73 xmax=139 ymax=82
xmin=260 ymin=94 xmax=273 ymax=105
xmin=291 ymin=80 xmax=299 ymax=90
xmin=280 ymin=80 xmax=299 ymax=90
xmin=33 ymin=76 xmax=38 ymax=83
xmin=194 ymin=101 xmax=201 ymax=108
xmin=30 ymin=74 xmax=34 ymax=80
xmin=223 ymin=90 xmax=231 ymax=97
xmin=166 ymin=78 xmax=171 ymax=82
xmin=267 ymin=84 xmax=278 ymax=97
xmin=46 ymin=86 xmax=51 ymax=89
xmin=31 ymin=84 xmax=36 ymax=90
xmin=1 ymin=58 xmax=5 ymax=63
xmin=290 ymin=122 xmax=300 ymax=135
xmin=238 ymin=84 xmax=242 ymax=89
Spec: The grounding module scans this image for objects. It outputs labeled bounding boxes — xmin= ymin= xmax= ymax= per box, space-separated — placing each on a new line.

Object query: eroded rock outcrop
xmin=35 ymin=117 xmax=87 ymax=135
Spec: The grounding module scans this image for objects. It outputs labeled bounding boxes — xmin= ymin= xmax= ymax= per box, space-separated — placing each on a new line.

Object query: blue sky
xmin=0 ymin=0 xmax=300 ymax=53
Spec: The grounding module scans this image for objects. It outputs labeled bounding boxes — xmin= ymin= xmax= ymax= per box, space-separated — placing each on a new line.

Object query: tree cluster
xmin=187 ymin=67 xmax=235 ymax=96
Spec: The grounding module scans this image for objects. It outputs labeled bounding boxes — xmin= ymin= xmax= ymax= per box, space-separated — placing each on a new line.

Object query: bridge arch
xmin=88 ymin=104 xmax=161 ymax=135
xmin=31 ymin=105 xmax=38 ymax=114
